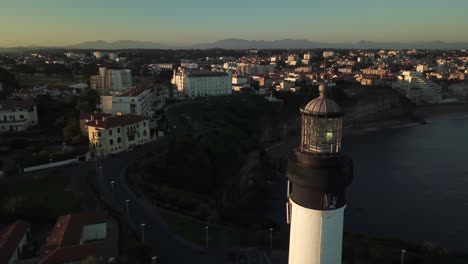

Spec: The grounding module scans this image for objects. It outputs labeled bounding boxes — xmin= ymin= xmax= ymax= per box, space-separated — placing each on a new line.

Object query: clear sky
xmin=1 ymin=0 xmax=467 ymax=47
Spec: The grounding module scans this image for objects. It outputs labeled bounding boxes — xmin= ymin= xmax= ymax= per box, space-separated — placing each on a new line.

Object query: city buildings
xmin=87 ymin=113 xmax=150 ymax=156
xmin=0 ymin=220 xmax=31 ymax=264
xmin=38 ymin=212 xmax=118 ymax=264
xmin=172 ymin=69 xmax=232 ymax=98
xmin=395 ymin=71 xmax=442 ymax=104
xmin=323 ymin=51 xmax=335 ymax=58
xmin=0 ymin=100 xmax=38 ymax=133
xmin=90 ymin=67 xmax=132 ymax=95
xmin=100 ymin=87 xmax=155 ymax=117
xmin=416 ymin=64 xmax=429 ymax=73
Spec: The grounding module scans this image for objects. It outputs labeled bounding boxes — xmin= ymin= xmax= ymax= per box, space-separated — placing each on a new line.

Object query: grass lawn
xmin=158 ymin=207 xmax=288 ymax=249
xmin=0 ymin=173 xmax=81 ymax=222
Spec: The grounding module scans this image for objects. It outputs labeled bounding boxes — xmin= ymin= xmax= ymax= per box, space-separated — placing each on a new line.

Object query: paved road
xmin=10 ymin=102 xmax=287 ymax=263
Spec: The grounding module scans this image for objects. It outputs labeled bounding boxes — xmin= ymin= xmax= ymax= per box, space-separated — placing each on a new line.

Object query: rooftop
xmin=86 ymin=114 xmax=148 ymax=129
xmin=39 ymin=212 xmax=114 ymax=264
xmin=0 ymin=220 xmax=31 ymax=264
xmin=0 ymin=100 xmax=35 ymax=111
xmin=186 ymin=71 xmax=228 ymax=78
xmin=116 ymin=86 xmax=151 ymax=97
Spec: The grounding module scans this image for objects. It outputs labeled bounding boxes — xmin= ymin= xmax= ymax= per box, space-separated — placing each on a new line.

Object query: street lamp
xmin=110 ymin=180 xmax=115 ymax=193
xmin=125 ymin=199 xmax=130 ymax=217
xmin=401 ymin=249 xmax=406 ymax=264
xmin=151 ymin=256 xmax=157 ymax=264
xmin=140 ymin=223 xmax=146 ymax=243
xmin=269 ymin=228 xmax=273 ymax=250
xmin=205 ymin=226 xmax=209 ymax=249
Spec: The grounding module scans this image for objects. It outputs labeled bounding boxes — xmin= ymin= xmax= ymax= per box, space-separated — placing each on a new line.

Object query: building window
xmin=143 ymin=130 xmax=147 ymax=136
xmin=117 ymin=137 xmax=121 ymax=143
xmin=117 ymin=128 xmax=120 ymax=133
xmin=128 ymin=135 xmax=135 ymax=141
xmin=109 ymin=129 xmax=112 ymax=136
xmin=97 ymin=132 xmax=101 ymax=137
xmin=20 ymin=115 xmax=24 ymax=119
xmin=110 ymin=139 xmax=114 ymax=145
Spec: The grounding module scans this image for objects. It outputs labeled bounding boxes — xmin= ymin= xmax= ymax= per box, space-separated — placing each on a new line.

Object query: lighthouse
xmin=286 ymin=83 xmax=353 ymax=264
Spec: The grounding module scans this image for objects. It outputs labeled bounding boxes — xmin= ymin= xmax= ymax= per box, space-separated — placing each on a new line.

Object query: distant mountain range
xmin=2 ymin=39 xmax=468 ymax=50
xmin=67 ymin=40 xmax=168 ymax=49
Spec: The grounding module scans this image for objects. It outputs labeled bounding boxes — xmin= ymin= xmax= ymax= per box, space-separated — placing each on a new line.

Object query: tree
xmin=0 ymin=69 xmax=18 ymax=98
xmin=80 ymin=63 xmax=99 ymax=77
xmin=63 ymin=119 xmax=80 ymax=143
xmin=276 ymin=59 xmax=286 ymax=68
xmin=78 ymin=89 xmax=100 ymax=112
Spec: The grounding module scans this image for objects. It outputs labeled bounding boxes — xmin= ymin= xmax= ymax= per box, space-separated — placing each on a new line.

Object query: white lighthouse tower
xmin=286 ymin=83 xmax=353 ymax=264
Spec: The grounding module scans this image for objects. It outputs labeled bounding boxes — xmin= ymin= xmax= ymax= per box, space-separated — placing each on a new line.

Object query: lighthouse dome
xmin=301 ymin=83 xmax=342 ymax=116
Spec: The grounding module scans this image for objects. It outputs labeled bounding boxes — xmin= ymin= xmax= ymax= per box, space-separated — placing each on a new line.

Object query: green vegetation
xmin=0 ymin=68 xmax=18 ymax=99
xmin=158 ymin=207 xmax=286 ymax=249
xmin=129 ymin=95 xmax=285 ymax=226
xmin=0 ymin=89 xmax=98 ymax=169
xmin=0 ymin=173 xmax=81 ymax=222
xmin=342 ymin=233 xmax=468 ymax=264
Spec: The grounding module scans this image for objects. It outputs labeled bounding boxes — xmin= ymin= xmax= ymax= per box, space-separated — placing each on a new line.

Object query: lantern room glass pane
xmin=301 ymin=115 xmax=343 ymax=154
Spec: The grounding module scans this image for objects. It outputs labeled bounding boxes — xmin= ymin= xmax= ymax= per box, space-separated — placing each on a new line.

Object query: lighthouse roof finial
xmin=318 ymin=83 xmax=326 ymax=96
xmin=301 ymin=83 xmax=342 ymax=116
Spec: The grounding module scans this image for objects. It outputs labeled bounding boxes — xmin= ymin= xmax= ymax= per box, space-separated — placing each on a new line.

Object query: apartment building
xmin=87 ymin=114 xmax=150 ymax=156
xmin=0 ymin=100 xmax=38 ymax=133
xmin=90 ymin=67 xmax=132 ymax=95
xmin=172 ymin=69 xmax=232 ymax=97
xmin=100 ymin=87 xmax=154 ymax=117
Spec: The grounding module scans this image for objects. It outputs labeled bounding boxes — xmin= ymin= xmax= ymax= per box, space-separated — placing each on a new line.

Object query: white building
xmin=394 ymin=71 xmax=442 ymax=104
xmin=90 ymin=67 xmax=132 ymax=95
xmin=93 ymin=51 xmax=108 ymax=59
xmin=323 ymin=51 xmax=335 ymax=58
xmin=416 ymin=64 xmax=429 ymax=73
xmin=108 ymin=52 xmax=118 ymax=60
xmin=172 ymin=70 xmax=232 ymax=98
xmin=100 ymin=87 xmax=155 ymax=117
xmin=0 ymin=100 xmax=38 ymax=133
xmin=106 ymin=69 xmax=132 ymax=91
xmin=181 ymin=60 xmax=198 ymax=69
xmin=87 ymin=114 xmax=150 ymax=157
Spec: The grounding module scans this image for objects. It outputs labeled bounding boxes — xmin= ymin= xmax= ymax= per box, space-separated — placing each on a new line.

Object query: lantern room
xmin=300 ymin=83 xmax=343 ymax=154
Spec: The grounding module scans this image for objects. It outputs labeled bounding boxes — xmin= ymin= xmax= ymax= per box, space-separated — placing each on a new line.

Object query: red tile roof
xmin=43 ymin=212 xmax=107 ymax=250
xmin=39 ymin=212 xmax=108 ymax=264
xmin=0 ymin=220 xmax=31 ymax=263
xmin=79 ymin=112 xmax=112 ymax=120
xmin=86 ymin=114 xmax=148 ymax=129
xmin=39 ymin=241 xmax=105 ymax=264
xmin=0 ymin=100 xmax=35 ymax=110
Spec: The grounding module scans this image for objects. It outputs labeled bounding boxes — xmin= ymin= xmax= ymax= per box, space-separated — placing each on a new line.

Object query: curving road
xmin=23 ymin=102 xmax=286 ymax=263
